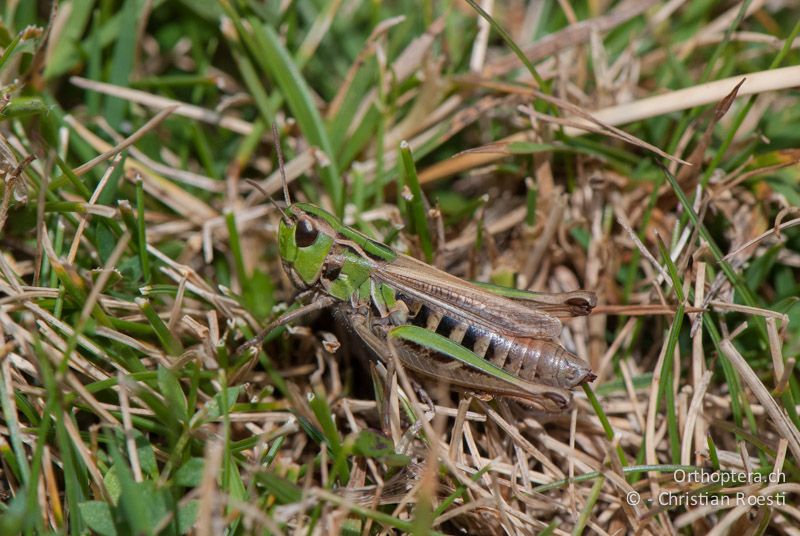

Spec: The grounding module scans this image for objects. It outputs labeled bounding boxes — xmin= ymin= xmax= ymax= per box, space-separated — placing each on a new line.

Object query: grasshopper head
xmin=278 ymin=204 xmax=337 ymax=289
xmin=278 ymin=202 xmax=395 ymax=293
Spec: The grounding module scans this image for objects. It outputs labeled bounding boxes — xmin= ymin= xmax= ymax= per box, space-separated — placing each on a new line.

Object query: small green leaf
xmin=295 ymin=413 xmax=325 ymax=445
xmin=399 ymin=141 xmax=434 ymax=263
xmin=136 ymin=298 xmax=184 ymax=356
xmin=107 ymin=457 xmax=150 ymax=535
xmin=206 ymin=385 xmax=242 ymax=419
xmin=78 ymin=501 xmax=118 ymax=536
xmin=174 ymin=458 xmax=205 ymax=487
xmin=507 ymin=141 xmax=560 ymax=154
xmin=352 ymin=429 xmax=410 ymax=467
xmin=0 ymin=491 xmax=27 ymax=535
xmin=94 ymin=222 xmax=121 ymax=263
xmin=353 ymin=429 xmax=394 ymax=457
xmin=157 ymin=365 xmax=188 ymax=423
xmin=43 ymin=0 xmax=95 ymax=79
xmin=104 ymin=0 xmax=142 ymax=127
xmin=248 ymin=270 xmax=274 ymax=319
xmin=178 ymin=500 xmax=199 ymax=534
xmin=135 ymin=433 xmax=158 ymax=479
xmin=308 ymin=391 xmax=350 ymax=484
xmin=0 ymin=97 xmax=48 ymax=120
xmin=256 ymin=472 xmax=303 ymax=504
xmin=103 ymin=465 xmax=122 ymax=504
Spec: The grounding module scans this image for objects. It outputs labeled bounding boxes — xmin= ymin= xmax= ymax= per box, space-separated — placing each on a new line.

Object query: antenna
xmin=244 ymin=178 xmax=290 ymax=222
xmin=272 ymin=122 xmax=291 ymax=206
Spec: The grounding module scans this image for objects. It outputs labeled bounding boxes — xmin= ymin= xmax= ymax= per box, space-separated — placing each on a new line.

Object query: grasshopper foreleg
xmin=234 ymin=294 xmax=336 ymax=358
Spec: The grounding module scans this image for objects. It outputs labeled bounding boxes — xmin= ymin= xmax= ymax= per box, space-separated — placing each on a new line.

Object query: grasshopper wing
xmin=481 ymin=286 xmax=597 ymax=318
xmin=374 ymin=254 xmax=564 ymax=339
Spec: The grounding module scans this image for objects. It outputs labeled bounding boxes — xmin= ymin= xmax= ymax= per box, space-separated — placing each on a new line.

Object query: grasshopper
xmin=240 ymin=145 xmax=596 ymax=412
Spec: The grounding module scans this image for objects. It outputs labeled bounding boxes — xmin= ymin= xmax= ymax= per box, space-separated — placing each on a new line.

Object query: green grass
xmin=1 ymin=1 xmax=799 ymax=534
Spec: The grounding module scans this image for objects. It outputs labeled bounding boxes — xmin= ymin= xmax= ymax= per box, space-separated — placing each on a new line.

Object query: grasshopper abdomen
xmin=397 ymin=298 xmax=594 ymax=390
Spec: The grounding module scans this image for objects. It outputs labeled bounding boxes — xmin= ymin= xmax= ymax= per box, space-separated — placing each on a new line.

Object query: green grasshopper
xmin=240 ymin=164 xmax=596 ymax=412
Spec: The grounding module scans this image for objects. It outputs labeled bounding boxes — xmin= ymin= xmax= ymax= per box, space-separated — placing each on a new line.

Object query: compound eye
xmin=295 ymin=219 xmax=319 ymax=247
